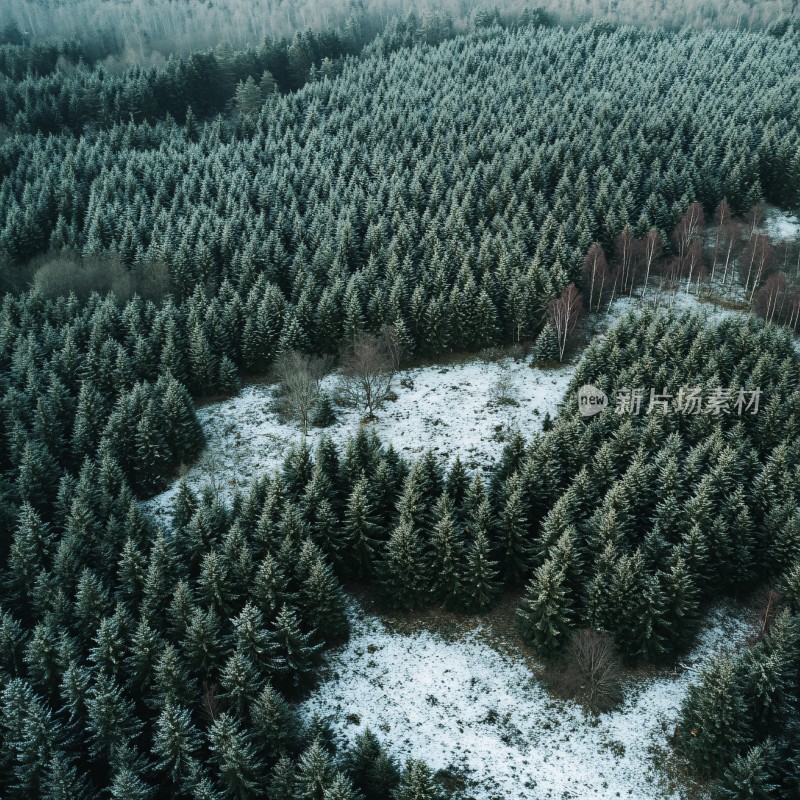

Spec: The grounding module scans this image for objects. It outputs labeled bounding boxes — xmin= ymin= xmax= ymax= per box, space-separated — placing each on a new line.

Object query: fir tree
xmin=343 ymin=479 xmax=383 ymax=580
xmin=295 ymin=737 xmax=336 ymax=800
xmin=250 ymin=684 xmax=299 ymax=765
xmin=461 ymin=529 xmax=500 ymax=613
xmin=497 ymin=473 xmax=533 ymax=584
xmin=381 ymin=517 xmax=430 ymax=611
xmin=207 ymin=713 xmax=263 ymax=799
xmin=152 ymin=702 xmax=202 ymax=785
xmin=298 ymin=556 xmax=349 ymax=644
xmin=714 ymin=740 xmax=781 ymax=800
xmin=266 ymin=606 xmax=323 ymax=696
xmin=678 ymin=657 xmax=749 ymax=777
xmin=517 ymin=560 xmax=573 ymax=656
xmin=391 ymin=760 xmax=443 ymax=800
xmin=428 ymin=495 xmax=465 ymax=610
xmin=532 ymin=323 xmax=560 ymax=363
xmin=345 ymin=728 xmax=401 ymax=800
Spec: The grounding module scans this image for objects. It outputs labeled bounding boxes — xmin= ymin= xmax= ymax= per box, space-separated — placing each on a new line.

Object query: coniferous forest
xmin=1 ymin=3 xmax=800 ymax=799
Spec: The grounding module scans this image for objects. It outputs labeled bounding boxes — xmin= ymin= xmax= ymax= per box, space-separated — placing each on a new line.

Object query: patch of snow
xmin=301 ymin=603 xmax=754 ymax=800
xmin=762 ymin=207 xmax=800 ymax=242
xmin=143 ymin=356 xmax=579 ymax=521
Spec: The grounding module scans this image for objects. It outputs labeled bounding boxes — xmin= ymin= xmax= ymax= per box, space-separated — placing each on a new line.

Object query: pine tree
xmin=267 ymin=754 xmax=297 ymax=800
xmin=429 ymin=495 xmax=465 ymax=610
xmin=660 ymin=552 xmax=700 ymax=653
xmin=678 ymin=657 xmax=749 ymax=777
xmin=391 ymin=760 xmax=443 ymax=800
xmin=220 ymin=650 xmax=263 ymax=718
xmin=108 ymin=764 xmax=155 ymax=800
xmin=233 ymin=602 xmax=275 ymax=674
xmin=461 ymin=529 xmax=500 ymax=613
xmin=152 ymin=702 xmax=202 ymax=785
xmin=85 ymin=671 xmax=142 ymax=762
xmin=714 ymin=740 xmax=781 ymax=800
xmin=298 ymin=556 xmax=349 ymax=644
xmin=345 ymin=728 xmax=401 ymax=800
xmin=532 ymin=323 xmax=559 ymax=363
xmin=251 ymin=684 xmax=299 ymax=764
xmin=323 ymin=773 xmax=364 ymax=800
xmin=381 ymin=516 xmax=430 ymax=611
xmin=253 ymin=553 xmax=292 ymax=619
xmin=517 ymin=560 xmax=573 ymax=656
xmin=295 ymin=737 xmax=336 ymax=800
xmin=182 ymin=607 xmax=222 ymax=681
xmin=343 ymin=479 xmax=383 ymax=579
xmin=497 ymin=473 xmax=533 ymax=584
xmin=207 ymin=713 xmax=263 ymax=798
xmin=266 ymin=606 xmax=323 ymax=696
xmin=7 ymin=502 xmax=51 ymax=609
xmin=150 ymin=643 xmax=195 ymax=711
xmin=39 ymin=753 xmax=94 ymax=800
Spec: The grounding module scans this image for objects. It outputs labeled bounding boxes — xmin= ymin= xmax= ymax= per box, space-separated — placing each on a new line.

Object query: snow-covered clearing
xmin=301 ymin=602 xmax=755 ymax=800
xmin=763 ymin=206 xmax=800 ymax=242
xmin=144 ymin=358 xmax=579 ymax=520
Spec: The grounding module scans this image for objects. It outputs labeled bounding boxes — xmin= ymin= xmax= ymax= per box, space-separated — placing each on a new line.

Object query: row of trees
xmin=576 ymin=199 xmax=800 ymax=336
xmin=3 ymin=0 xmax=797 ymax=69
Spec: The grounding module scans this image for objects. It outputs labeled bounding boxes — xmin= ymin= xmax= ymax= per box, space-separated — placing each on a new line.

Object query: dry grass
xmin=348 ymin=585 xmax=541 ymax=671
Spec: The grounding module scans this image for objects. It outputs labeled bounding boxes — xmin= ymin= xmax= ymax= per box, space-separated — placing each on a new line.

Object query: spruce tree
xmin=219 ymin=650 xmax=263 ymax=719
xmin=678 ymin=657 xmax=750 ymax=777
xmin=497 ymin=473 xmax=533 ymax=584
xmin=298 ymin=557 xmax=349 ymax=644
xmin=207 ymin=713 xmax=263 ymax=799
xmin=517 ymin=560 xmax=573 ymax=656
xmin=461 ymin=529 xmax=500 ymax=613
xmin=345 ymin=728 xmax=401 ymax=800
xmin=532 ymin=323 xmax=559 ymax=364
xmin=391 ymin=760 xmax=443 ymax=800
xmin=267 ymin=754 xmax=297 ymax=800
xmin=266 ymin=606 xmax=323 ymax=696
xmin=381 ymin=517 xmax=430 ymax=611
xmin=714 ymin=740 xmax=781 ymax=800
xmin=251 ymin=684 xmax=299 ymax=764
xmin=295 ymin=737 xmax=336 ymax=800
xmin=152 ymin=702 xmax=202 ymax=785
xmin=429 ymin=495 xmax=465 ymax=610
xmin=343 ymin=479 xmax=383 ymax=580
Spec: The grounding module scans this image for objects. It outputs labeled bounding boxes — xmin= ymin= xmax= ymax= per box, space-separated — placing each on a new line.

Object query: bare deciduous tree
xmin=709 ymin=199 xmax=732 ymax=288
xmin=615 ymin=226 xmax=635 ymax=295
xmin=582 ymin=243 xmax=609 ymax=313
xmin=671 ymin=202 xmax=705 ymax=274
xmin=638 ymin=228 xmax=661 ymax=303
xmin=273 ymin=350 xmax=330 ymax=435
xmin=380 ymin=322 xmax=405 ymax=372
xmin=740 ymin=233 xmax=777 ymax=301
xmin=745 ymin=202 xmax=767 ymax=241
xmin=568 ymin=628 xmax=623 ymax=712
xmin=548 ymin=284 xmax=583 ymax=362
xmin=337 ymin=333 xmax=394 ymax=420
xmin=754 ymin=272 xmax=789 ymax=325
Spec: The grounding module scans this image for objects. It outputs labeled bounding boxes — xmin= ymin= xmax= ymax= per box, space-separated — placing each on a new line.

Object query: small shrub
xmin=310 ymin=392 xmax=337 ymax=427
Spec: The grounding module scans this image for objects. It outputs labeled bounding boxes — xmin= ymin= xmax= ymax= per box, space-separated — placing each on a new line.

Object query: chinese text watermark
xmin=578 ymin=385 xmax=762 ymax=417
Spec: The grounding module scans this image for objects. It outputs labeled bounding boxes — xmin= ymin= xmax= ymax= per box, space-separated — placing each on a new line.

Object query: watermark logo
xmin=615 ymin=387 xmax=762 ymax=416
xmin=578 ymin=384 xmax=609 ymax=416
